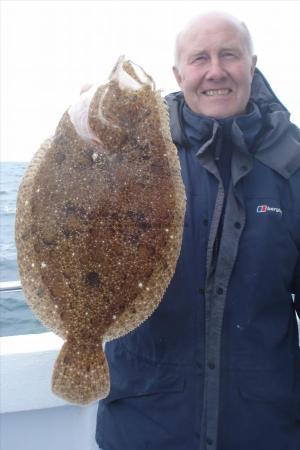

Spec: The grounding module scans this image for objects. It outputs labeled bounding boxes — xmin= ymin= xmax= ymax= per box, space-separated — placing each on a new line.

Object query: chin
xmin=202 ymin=105 xmax=244 ymax=119
xmin=202 ymin=110 xmax=233 ymax=119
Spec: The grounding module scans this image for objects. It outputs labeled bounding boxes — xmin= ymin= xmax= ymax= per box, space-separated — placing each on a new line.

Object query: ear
xmin=173 ymin=66 xmax=183 ymax=87
xmin=250 ymin=55 xmax=257 ymax=78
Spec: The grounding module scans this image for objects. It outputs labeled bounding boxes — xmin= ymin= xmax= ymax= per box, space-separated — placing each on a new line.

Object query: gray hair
xmin=174 ymin=12 xmax=255 ymax=68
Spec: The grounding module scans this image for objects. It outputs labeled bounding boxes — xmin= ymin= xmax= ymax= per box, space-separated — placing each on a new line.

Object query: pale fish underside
xmin=15 ymin=56 xmax=186 ymax=405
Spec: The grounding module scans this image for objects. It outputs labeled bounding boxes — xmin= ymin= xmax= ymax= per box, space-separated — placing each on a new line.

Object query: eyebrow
xmin=221 ymin=46 xmax=240 ymax=53
xmin=190 ymin=45 xmax=241 ymax=58
xmin=188 ymin=49 xmax=207 ymax=60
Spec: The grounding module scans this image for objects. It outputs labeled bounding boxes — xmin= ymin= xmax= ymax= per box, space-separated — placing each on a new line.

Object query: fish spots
xmin=15 ymin=57 xmax=186 ymax=405
xmin=65 ymin=203 xmax=77 ymax=216
xmin=137 ymin=244 xmax=156 ymax=259
xmin=150 ymin=162 xmax=164 ymax=174
xmin=64 ymin=202 xmax=87 ymax=220
xmin=59 ymin=311 xmax=66 ymax=321
xmin=85 ymin=272 xmax=101 ymax=288
xmin=127 ymin=210 xmax=145 ymax=223
xmin=73 ymin=147 xmax=96 ymax=169
xmin=42 ymin=234 xmax=57 ymax=246
xmin=54 ymin=133 xmax=68 ymax=146
xmin=127 ymin=210 xmax=151 ymax=231
xmin=21 ymin=230 xmax=31 ymax=241
xmin=89 ymin=317 xmax=99 ymax=327
xmin=61 ymin=203 xmax=90 ymax=238
xmin=55 ymin=151 xmax=66 ymax=164
xmin=63 ymin=355 xmax=72 ymax=365
xmin=125 ymin=232 xmax=140 ymax=245
xmin=36 ymin=287 xmax=45 ymax=297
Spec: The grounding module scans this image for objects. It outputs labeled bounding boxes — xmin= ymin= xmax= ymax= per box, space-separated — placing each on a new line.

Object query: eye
xmin=222 ymin=51 xmax=238 ymax=59
xmin=193 ymin=54 xmax=207 ymax=63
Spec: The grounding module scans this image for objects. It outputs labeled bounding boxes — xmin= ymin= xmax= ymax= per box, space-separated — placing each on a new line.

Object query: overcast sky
xmin=1 ymin=0 xmax=300 ymax=162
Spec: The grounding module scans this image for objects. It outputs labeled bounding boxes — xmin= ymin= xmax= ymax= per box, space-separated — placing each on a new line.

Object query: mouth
xmin=203 ymin=89 xmax=232 ymax=97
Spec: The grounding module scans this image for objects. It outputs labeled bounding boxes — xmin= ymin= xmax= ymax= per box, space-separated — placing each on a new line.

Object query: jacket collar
xmin=165 ymin=68 xmax=300 ymax=179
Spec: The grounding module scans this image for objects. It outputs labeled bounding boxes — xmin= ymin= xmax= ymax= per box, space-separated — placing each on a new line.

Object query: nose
xmin=205 ymin=57 xmax=227 ymax=81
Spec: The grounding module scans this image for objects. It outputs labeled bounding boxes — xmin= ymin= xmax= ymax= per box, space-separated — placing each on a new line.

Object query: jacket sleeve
xmin=294 ymin=255 xmax=300 ymax=319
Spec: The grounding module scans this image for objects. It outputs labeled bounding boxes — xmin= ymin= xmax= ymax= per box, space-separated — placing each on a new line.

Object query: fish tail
xmin=52 ymin=341 xmax=110 ymax=405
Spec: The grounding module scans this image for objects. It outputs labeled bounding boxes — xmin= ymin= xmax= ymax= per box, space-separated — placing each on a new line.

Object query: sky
xmin=1 ymin=0 xmax=300 ymax=162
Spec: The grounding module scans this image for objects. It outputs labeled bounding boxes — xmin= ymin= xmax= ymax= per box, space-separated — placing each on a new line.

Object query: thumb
xmin=80 ymin=83 xmax=93 ymax=95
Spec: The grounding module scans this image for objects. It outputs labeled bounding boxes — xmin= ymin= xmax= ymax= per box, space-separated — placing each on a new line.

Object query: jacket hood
xmin=166 ymin=68 xmax=300 ymax=178
xmin=250 ymin=68 xmax=288 ymax=114
xmin=249 ymin=69 xmax=300 ymax=177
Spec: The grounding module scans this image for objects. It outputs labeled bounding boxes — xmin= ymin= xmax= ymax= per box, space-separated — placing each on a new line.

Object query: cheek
xmin=235 ymin=64 xmax=254 ymax=89
xmin=181 ymin=69 xmax=202 ymax=89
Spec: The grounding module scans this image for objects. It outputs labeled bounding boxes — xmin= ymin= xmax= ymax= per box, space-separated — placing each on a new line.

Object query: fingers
xmin=80 ymin=83 xmax=93 ymax=95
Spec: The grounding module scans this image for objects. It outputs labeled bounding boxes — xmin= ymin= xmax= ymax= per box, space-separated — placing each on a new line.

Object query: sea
xmin=0 ymin=161 xmax=46 ymax=337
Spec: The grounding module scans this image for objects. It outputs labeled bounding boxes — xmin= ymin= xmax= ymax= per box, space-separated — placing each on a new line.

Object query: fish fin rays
xmin=52 ymin=340 xmax=110 ymax=405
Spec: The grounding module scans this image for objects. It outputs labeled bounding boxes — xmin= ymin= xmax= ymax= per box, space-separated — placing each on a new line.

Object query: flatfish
xmin=15 ymin=56 xmax=185 ymax=405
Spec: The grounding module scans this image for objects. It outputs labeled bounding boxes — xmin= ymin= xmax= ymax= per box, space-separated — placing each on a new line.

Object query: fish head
xmin=68 ymin=56 xmax=159 ymax=152
xmin=87 ymin=57 xmax=158 ymax=150
xmin=109 ymin=55 xmax=155 ymax=91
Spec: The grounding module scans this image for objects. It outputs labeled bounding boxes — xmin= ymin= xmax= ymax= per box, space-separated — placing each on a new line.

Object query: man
xmin=96 ymin=12 xmax=300 ymax=450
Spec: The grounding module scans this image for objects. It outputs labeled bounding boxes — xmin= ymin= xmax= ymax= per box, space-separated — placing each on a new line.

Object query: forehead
xmin=180 ymin=18 xmax=247 ymax=55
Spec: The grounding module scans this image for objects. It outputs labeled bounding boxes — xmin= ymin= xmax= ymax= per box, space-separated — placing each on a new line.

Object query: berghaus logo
xmin=256 ymin=205 xmax=282 ymax=214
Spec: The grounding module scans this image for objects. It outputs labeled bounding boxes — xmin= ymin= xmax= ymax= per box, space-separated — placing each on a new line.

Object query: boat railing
xmin=0 ymin=280 xmax=299 ymax=450
xmin=0 ymin=280 xmax=99 ymax=450
xmin=0 ymin=280 xmax=22 ymax=292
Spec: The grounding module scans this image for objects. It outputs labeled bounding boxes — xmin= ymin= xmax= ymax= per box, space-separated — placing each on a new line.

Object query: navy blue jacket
xmin=96 ymin=69 xmax=300 ymax=450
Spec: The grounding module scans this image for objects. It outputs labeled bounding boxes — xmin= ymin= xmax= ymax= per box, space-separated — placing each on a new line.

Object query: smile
xmin=203 ymin=89 xmax=232 ymax=96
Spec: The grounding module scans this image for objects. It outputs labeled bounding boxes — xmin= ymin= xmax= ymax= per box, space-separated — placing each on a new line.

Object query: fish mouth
xmin=202 ymin=88 xmax=232 ymax=96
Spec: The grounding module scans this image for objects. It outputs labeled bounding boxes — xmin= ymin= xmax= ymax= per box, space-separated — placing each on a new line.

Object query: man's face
xmin=173 ymin=18 xmax=257 ymax=118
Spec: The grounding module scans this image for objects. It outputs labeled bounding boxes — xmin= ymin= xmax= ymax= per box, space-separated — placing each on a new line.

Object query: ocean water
xmin=0 ymin=162 xmax=46 ymax=337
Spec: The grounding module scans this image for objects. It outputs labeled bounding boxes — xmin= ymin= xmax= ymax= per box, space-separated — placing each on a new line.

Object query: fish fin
xmin=52 ymin=341 xmax=110 ymax=405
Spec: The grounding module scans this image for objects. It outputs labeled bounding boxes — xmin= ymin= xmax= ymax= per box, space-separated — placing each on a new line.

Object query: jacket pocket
xmin=98 ymin=366 xmax=187 ymax=449
xmin=97 ymin=343 xmax=189 ymax=450
xmin=237 ymin=367 xmax=300 ymax=419
xmin=219 ymin=369 xmax=300 ymax=450
xmin=103 ymin=372 xmax=185 ymax=404
xmin=103 ymin=340 xmax=186 ymax=404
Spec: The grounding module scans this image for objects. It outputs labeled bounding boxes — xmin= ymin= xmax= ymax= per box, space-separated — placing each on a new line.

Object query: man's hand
xmin=80 ymin=83 xmax=93 ymax=95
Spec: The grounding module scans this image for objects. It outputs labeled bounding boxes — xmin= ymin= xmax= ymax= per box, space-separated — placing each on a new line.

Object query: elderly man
xmin=96 ymin=12 xmax=300 ymax=450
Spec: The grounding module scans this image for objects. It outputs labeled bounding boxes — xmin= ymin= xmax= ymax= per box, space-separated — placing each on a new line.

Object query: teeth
xmin=204 ymin=89 xmax=231 ymax=96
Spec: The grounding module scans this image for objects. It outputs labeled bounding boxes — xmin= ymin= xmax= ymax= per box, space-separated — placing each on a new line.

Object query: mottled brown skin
xmin=15 ymin=59 xmax=186 ymax=405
